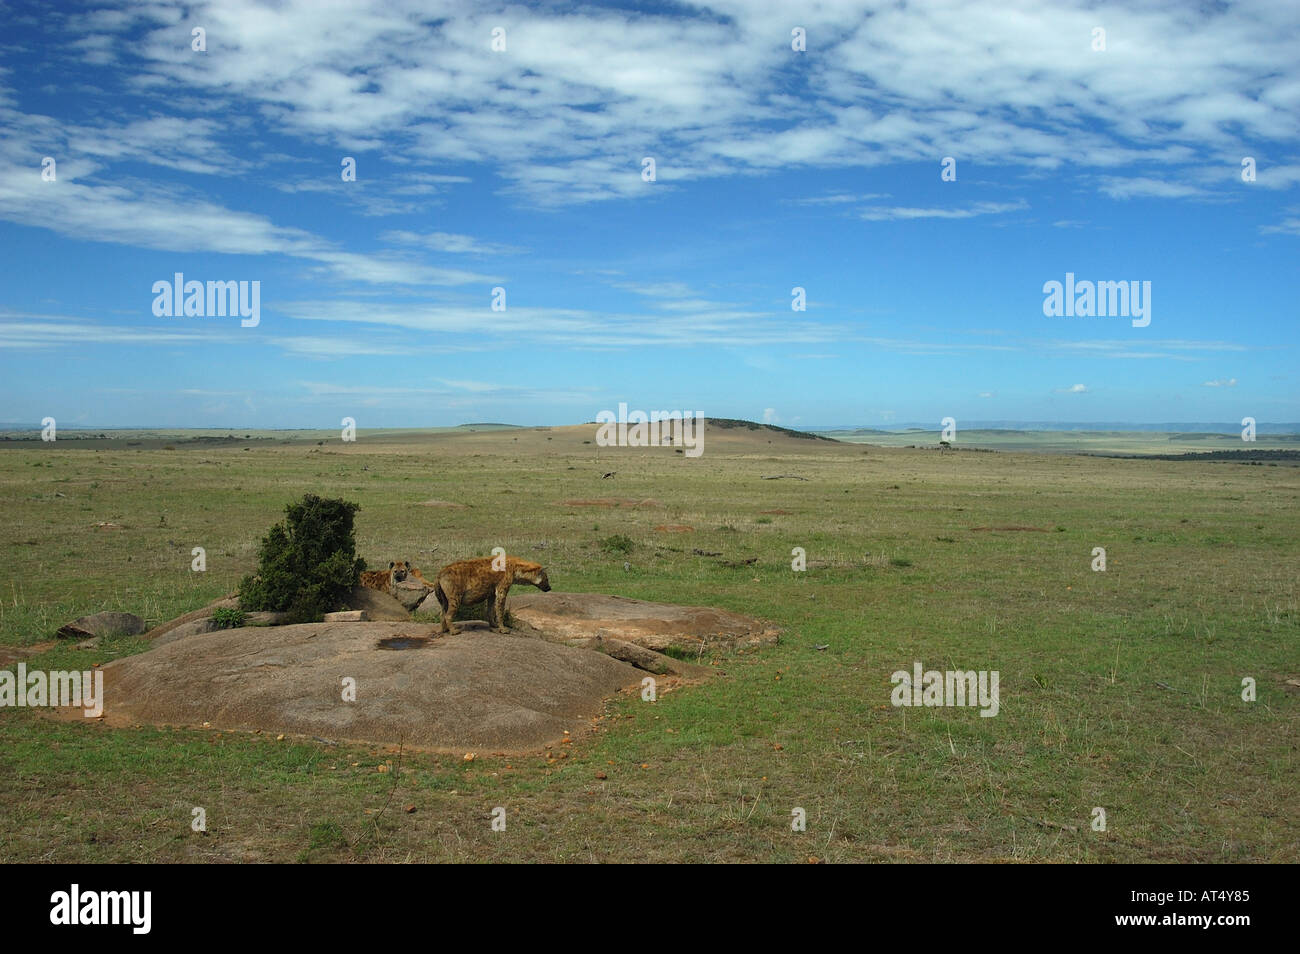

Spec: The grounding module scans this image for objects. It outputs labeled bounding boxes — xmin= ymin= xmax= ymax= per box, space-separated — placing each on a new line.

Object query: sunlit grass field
xmin=0 ymin=425 xmax=1296 ymax=862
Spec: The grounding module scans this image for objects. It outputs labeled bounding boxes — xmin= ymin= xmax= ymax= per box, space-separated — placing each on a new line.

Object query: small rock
xmin=391 ymin=580 xmax=433 ymax=611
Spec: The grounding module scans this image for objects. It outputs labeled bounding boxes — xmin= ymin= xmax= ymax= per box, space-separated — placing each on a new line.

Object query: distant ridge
xmin=810 ymin=421 xmax=1300 ymax=434
xmin=579 ymin=417 xmax=839 ymax=441
xmin=1090 ymin=448 xmax=1300 ymax=462
xmin=705 ymin=418 xmax=838 ymax=442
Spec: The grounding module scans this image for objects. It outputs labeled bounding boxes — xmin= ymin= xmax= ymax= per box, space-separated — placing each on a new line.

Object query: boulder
xmin=578 ymin=634 xmax=710 ymax=677
xmin=154 ymin=617 xmax=220 ymax=647
xmin=322 ymin=610 xmax=368 ymax=622
xmin=344 ymin=585 xmax=414 ymax=621
xmin=97 ymin=620 xmax=644 ymax=752
xmin=413 ymin=590 xmax=442 ymax=616
xmin=390 ymin=580 xmax=434 ymax=612
xmin=143 ymin=595 xmax=239 ymax=641
xmin=56 ymin=611 xmax=145 ymax=640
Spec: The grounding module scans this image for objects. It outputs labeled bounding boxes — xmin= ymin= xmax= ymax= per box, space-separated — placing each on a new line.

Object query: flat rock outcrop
xmin=508 ymin=591 xmax=780 ymax=654
xmin=101 ymin=620 xmax=643 ymax=752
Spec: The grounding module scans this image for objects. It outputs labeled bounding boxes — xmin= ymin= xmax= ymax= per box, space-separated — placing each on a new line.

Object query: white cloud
xmin=1097 ymin=177 xmax=1206 ymax=200
xmin=859 ymin=200 xmax=1027 ymax=221
xmin=274 ymin=297 xmax=842 ymax=348
xmin=1055 ymin=383 xmax=1088 ymax=393
xmin=0 ymin=153 xmax=496 ymax=285
xmin=1261 ymin=208 xmax=1300 ymax=235
xmin=381 ymin=230 xmax=523 ymax=255
xmin=1202 ymin=377 xmax=1238 ymax=387
xmin=788 ymin=192 xmax=890 ymax=206
xmin=3 ymin=0 xmax=1289 ymax=216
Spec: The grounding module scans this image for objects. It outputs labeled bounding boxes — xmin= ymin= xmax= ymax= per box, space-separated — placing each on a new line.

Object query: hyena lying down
xmin=360 ymin=561 xmax=411 ymax=592
xmin=434 ymin=556 xmax=551 ymax=635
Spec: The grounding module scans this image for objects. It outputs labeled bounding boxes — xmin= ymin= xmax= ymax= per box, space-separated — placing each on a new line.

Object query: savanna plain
xmin=0 ymin=422 xmax=1295 ymax=863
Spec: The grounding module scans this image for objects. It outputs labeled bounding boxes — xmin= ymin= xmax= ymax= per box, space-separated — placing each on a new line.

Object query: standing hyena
xmin=434 ymin=556 xmax=551 ymax=635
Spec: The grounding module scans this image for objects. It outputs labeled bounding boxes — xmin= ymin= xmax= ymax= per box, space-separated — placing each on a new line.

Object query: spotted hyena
xmin=360 ymin=560 xmax=411 ymax=593
xmin=434 ymin=556 xmax=551 ymax=635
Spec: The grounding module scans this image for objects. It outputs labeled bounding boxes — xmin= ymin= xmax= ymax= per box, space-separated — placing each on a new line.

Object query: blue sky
xmin=1 ymin=0 xmax=1297 ymax=429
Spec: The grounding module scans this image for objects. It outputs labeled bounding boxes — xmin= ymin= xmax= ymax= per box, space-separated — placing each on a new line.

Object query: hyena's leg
xmin=493 ymin=584 xmax=510 ymax=633
xmin=440 ymin=586 xmax=460 ymax=635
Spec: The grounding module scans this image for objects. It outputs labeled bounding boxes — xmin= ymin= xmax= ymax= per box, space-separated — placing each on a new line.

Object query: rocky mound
xmin=92 ymin=589 xmax=779 ymax=751
xmin=100 ymin=620 xmax=644 ymax=752
xmin=508 ymin=591 xmax=780 ymax=654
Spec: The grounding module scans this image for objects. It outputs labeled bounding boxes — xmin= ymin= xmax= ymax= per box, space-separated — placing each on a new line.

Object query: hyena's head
xmin=390 ymin=561 xmax=410 ymax=583
xmin=516 ymin=561 xmax=551 ymax=592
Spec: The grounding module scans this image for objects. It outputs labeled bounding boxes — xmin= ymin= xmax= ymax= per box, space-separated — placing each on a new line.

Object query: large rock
xmin=144 ymin=595 xmax=239 ymax=641
xmin=57 ymin=611 xmax=146 ymax=640
xmin=343 ymin=585 xmax=411 ymax=621
xmin=390 ymin=580 xmax=434 ymax=612
xmin=508 ymin=591 xmax=780 ymax=654
xmin=154 ymin=617 xmax=220 ymax=647
xmin=148 ymin=588 xmax=408 ymax=647
xmin=97 ymin=620 xmax=643 ymax=752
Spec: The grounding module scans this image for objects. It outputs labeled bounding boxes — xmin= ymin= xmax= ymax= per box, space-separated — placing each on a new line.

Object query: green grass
xmin=0 ymin=433 xmax=1296 ymax=862
xmin=821 ymin=427 xmax=1300 ymax=456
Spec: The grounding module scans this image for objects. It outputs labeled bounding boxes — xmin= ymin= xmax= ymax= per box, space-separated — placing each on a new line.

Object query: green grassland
xmin=0 ymin=424 xmax=1296 ymax=862
xmin=820 ymin=427 xmax=1300 ymax=456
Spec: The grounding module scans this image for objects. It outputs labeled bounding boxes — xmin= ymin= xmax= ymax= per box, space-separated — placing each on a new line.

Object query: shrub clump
xmin=211 ymin=607 xmax=247 ymax=629
xmin=598 ymin=534 xmax=635 ymax=554
xmin=237 ymin=494 xmax=364 ymax=623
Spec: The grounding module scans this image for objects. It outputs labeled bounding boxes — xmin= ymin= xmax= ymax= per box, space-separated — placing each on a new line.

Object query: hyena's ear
xmin=389 ymin=562 xmax=395 ymax=569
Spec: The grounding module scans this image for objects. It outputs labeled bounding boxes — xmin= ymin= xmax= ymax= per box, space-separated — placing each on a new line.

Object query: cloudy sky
xmin=1 ymin=0 xmax=1296 ymax=428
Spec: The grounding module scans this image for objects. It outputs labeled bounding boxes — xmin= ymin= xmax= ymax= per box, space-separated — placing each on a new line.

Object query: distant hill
xmin=704 ymin=418 xmax=839 ymax=442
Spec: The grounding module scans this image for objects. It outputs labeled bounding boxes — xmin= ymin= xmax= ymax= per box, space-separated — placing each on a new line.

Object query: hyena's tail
xmin=434 ymin=581 xmax=449 ymax=612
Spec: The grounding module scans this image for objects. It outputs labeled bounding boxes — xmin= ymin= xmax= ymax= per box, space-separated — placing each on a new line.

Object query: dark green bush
xmin=237 ymin=494 xmax=364 ymax=623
